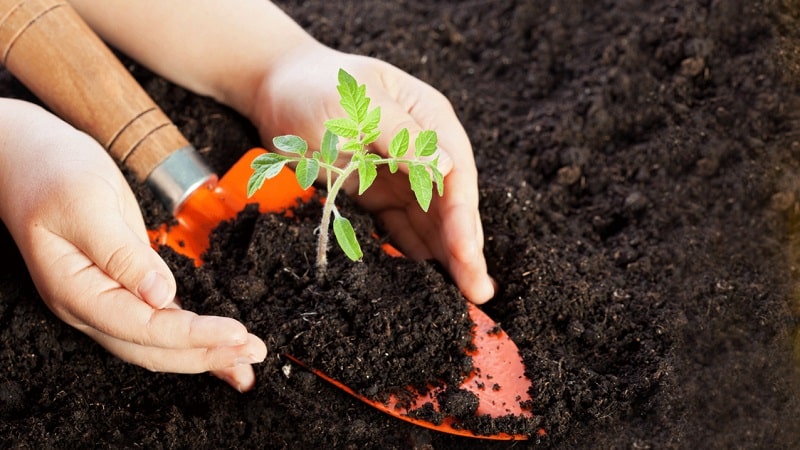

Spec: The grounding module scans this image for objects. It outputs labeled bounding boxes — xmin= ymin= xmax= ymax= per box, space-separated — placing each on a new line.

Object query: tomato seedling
xmin=247 ymin=69 xmax=443 ymax=276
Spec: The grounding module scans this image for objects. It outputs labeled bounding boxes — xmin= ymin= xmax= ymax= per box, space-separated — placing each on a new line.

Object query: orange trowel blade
xmin=286 ymin=304 xmax=535 ymax=439
xmin=148 ymin=148 xmax=313 ymax=262
xmin=148 ymin=148 xmax=534 ymax=439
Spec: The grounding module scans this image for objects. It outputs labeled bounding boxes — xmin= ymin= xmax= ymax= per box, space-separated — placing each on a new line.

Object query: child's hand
xmin=0 ymin=100 xmax=266 ymax=391
xmin=250 ymin=45 xmax=496 ymax=304
xmin=65 ymin=0 xmax=496 ymax=304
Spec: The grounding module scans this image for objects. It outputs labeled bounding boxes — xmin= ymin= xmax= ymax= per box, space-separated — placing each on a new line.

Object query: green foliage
xmin=333 ymin=215 xmax=363 ymax=261
xmin=248 ymin=69 xmax=443 ymax=272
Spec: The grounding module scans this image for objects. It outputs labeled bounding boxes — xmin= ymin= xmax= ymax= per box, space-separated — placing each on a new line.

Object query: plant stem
xmin=316 ymin=162 xmax=357 ymax=280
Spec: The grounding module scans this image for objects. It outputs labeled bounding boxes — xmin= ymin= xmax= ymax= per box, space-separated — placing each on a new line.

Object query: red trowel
xmin=0 ymin=0 xmax=534 ymax=439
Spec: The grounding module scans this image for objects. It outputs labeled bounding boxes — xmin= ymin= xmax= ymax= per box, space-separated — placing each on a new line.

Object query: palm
xmin=253 ymin=48 xmax=495 ymax=304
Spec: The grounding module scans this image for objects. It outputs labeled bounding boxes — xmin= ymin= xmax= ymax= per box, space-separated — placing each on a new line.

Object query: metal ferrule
xmin=145 ymin=145 xmax=218 ymax=215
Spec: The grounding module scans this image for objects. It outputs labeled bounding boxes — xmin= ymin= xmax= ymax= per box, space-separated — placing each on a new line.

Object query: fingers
xmin=0 ymin=101 xmax=264 ymax=391
xmin=39 ymin=242 xmax=248 ymax=349
xmin=84 ymin=327 xmax=266 ymax=374
xmin=370 ymin=84 xmax=454 ymax=176
xmin=438 ymin=200 xmax=496 ymax=304
xmin=212 ymin=364 xmax=258 ymax=393
xmin=85 ymin=327 xmax=265 ymax=392
xmin=360 ymin=64 xmax=496 ymax=303
xmin=28 ymin=226 xmax=260 ymax=347
xmin=385 ymin=198 xmax=496 ymax=305
xmin=61 ymin=194 xmax=178 ymax=310
xmin=26 ymin=231 xmax=266 ymax=390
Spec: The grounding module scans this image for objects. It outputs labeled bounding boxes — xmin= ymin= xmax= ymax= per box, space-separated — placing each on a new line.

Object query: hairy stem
xmin=316 ymin=162 xmax=357 ymax=280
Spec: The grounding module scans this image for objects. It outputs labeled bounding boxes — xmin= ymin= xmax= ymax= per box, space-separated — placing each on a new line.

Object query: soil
xmin=2 ymin=0 xmax=800 ymax=448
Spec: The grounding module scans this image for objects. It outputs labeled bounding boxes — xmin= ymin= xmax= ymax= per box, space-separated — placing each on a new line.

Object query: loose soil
xmin=3 ymin=0 xmax=800 ymax=448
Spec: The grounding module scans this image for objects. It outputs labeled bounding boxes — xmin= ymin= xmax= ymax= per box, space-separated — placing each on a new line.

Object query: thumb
xmin=64 ymin=205 xmax=177 ymax=309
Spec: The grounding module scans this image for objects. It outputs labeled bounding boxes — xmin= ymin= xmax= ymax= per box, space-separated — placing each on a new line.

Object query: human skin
xmin=0 ymin=99 xmax=267 ymax=391
xmin=66 ymin=0 xmax=495 ymax=305
xmin=0 ymin=0 xmax=494 ymax=391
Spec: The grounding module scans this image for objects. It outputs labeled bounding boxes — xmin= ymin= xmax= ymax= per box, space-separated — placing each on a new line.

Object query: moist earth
xmin=3 ymin=0 xmax=800 ymax=448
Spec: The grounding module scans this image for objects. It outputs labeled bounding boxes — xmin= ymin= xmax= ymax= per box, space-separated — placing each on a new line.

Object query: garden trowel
xmin=0 ymin=0 xmax=534 ymax=439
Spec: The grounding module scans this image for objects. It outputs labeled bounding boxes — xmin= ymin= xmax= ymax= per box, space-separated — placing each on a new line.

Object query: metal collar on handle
xmin=146 ymin=145 xmax=218 ymax=215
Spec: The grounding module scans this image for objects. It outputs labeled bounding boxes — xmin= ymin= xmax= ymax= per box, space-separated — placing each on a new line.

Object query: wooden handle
xmin=0 ymin=0 xmax=189 ymax=181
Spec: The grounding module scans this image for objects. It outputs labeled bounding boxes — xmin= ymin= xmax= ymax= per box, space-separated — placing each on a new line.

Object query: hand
xmin=250 ymin=43 xmax=496 ymax=304
xmin=0 ymin=100 xmax=266 ymax=391
xmin=63 ymin=0 xmax=495 ymax=303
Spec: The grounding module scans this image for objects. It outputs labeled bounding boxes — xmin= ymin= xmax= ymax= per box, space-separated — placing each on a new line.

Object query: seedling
xmin=247 ymin=69 xmax=443 ymax=277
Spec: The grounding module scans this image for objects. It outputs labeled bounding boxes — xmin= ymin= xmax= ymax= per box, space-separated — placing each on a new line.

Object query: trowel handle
xmin=0 ymin=0 xmax=189 ymax=183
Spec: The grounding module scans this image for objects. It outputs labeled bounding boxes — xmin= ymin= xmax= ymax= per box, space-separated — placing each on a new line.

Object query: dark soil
xmin=3 ymin=0 xmax=800 ymax=448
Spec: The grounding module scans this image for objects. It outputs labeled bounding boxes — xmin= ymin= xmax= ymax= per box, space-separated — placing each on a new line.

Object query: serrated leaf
xmin=357 ymin=156 xmax=378 ymax=195
xmin=430 ymin=161 xmax=445 ymax=196
xmin=247 ymin=171 xmax=267 ymax=198
xmin=342 ymin=140 xmax=363 ymax=153
xmin=336 ymin=69 xmax=371 ymax=125
xmin=355 ymin=84 xmax=369 ymax=124
xmin=273 ymin=135 xmax=307 ymax=155
xmin=414 ymin=130 xmax=438 ymax=157
xmin=333 ymin=215 xmax=363 ymax=260
xmin=389 ymin=128 xmax=410 ymax=158
xmin=250 ymin=153 xmax=289 ymax=178
xmin=362 ymin=129 xmax=381 ymax=146
xmin=325 ymin=117 xmax=359 ymax=138
xmin=337 ymin=69 xmax=360 ymax=121
xmin=362 ymin=106 xmax=381 ymax=133
xmin=338 ymin=68 xmax=358 ymax=90
xmin=409 ymin=163 xmax=434 ymax=211
xmin=248 ymin=153 xmax=289 ymax=197
xmin=388 ymin=160 xmax=399 ymax=173
xmin=295 ymin=158 xmax=319 ymax=190
xmin=251 ymin=152 xmax=288 ymax=168
xmin=320 ymin=129 xmax=339 ymax=164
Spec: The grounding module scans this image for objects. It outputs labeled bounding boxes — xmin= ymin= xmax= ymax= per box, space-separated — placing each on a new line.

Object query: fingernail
xmin=139 ymin=271 xmax=171 ymax=309
xmin=236 ymin=369 xmax=256 ymax=393
xmin=436 ymin=149 xmax=454 ymax=173
xmin=471 ymin=276 xmax=497 ymax=305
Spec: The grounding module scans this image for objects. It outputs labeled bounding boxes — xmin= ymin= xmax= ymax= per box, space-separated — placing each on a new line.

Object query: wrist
xmin=226 ymin=37 xmax=324 ymax=125
xmin=0 ymin=99 xmax=51 ymax=219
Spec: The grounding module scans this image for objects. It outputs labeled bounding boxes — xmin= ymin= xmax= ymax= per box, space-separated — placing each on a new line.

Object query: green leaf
xmin=362 ymin=129 xmax=381 ymax=146
xmin=247 ymin=171 xmax=267 ymax=198
xmin=248 ymin=153 xmax=289 ymax=197
xmin=250 ymin=153 xmax=289 ymax=177
xmin=333 ymin=215 xmax=363 ymax=261
xmin=325 ymin=117 xmax=359 ymax=138
xmin=388 ymin=160 xmax=399 ymax=173
xmin=320 ymin=129 xmax=339 ymax=164
xmin=295 ymin=158 xmax=319 ymax=190
xmin=389 ymin=128 xmax=410 ymax=158
xmin=430 ymin=160 xmax=445 ymax=196
xmin=409 ymin=163 xmax=434 ymax=211
xmin=414 ymin=130 xmax=438 ymax=157
xmin=273 ymin=135 xmax=307 ymax=156
xmin=341 ymin=140 xmax=363 ymax=153
xmin=355 ymin=84 xmax=369 ymax=124
xmin=362 ymin=106 xmax=381 ymax=134
xmin=338 ymin=68 xmax=358 ymax=90
xmin=357 ymin=155 xmax=378 ymax=195
xmin=337 ymin=69 xmax=370 ymax=124
xmin=336 ymin=69 xmax=358 ymax=119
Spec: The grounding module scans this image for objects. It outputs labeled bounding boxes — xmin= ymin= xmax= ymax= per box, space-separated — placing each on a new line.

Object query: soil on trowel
xmin=3 ymin=0 xmax=800 ymax=448
xmin=158 ymin=196 xmax=537 ymax=437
